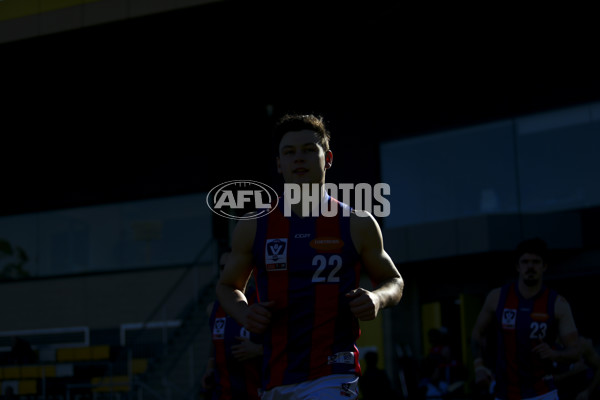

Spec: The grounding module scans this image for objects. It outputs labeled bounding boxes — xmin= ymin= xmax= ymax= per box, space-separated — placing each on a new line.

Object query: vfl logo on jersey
xmin=327 ymin=351 xmax=355 ymax=365
xmin=266 ymin=238 xmax=288 ymax=271
xmin=502 ymin=308 xmax=517 ymax=330
xmin=213 ymin=317 xmax=226 ymax=340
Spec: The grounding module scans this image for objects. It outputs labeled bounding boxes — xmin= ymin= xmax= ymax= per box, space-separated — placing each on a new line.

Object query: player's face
xmin=277 ymin=129 xmax=332 ymax=185
xmin=517 ymin=253 xmax=546 ymax=286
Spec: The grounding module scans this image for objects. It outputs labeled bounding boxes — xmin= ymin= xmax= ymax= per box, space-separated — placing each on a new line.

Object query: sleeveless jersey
xmin=209 ymin=292 xmax=262 ymax=400
xmin=252 ymin=195 xmax=362 ymax=390
xmin=494 ymin=282 xmax=559 ymax=399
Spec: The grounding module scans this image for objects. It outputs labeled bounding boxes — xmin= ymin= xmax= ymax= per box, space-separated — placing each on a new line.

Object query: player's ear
xmin=325 ymin=150 xmax=333 ymax=169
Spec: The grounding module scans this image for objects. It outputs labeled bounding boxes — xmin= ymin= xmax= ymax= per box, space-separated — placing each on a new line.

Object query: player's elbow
xmin=380 ymin=276 xmax=404 ymax=307
xmin=215 ymin=280 xmax=235 ymax=302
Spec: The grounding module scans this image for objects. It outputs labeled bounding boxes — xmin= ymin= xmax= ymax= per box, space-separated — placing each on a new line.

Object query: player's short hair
xmin=272 ymin=114 xmax=331 ymax=154
xmin=514 ymin=237 xmax=548 ymax=264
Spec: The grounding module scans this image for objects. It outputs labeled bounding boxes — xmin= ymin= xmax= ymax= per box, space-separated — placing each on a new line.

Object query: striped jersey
xmin=209 ymin=292 xmax=262 ymax=400
xmin=494 ymin=282 xmax=559 ymax=399
xmin=252 ymin=195 xmax=363 ymax=390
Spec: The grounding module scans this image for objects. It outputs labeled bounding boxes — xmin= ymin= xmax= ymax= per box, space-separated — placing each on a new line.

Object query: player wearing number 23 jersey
xmin=472 ymin=238 xmax=579 ymax=400
xmin=253 ymin=195 xmax=361 ymax=390
xmin=495 ymin=282 xmax=559 ymax=399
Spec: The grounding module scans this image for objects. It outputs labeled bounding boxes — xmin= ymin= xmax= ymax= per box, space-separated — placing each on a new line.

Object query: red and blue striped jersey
xmin=209 ymin=292 xmax=262 ymax=400
xmin=252 ymin=195 xmax=363 ymax=390
xmin=494 ymin=282 xmax=559 ymax=400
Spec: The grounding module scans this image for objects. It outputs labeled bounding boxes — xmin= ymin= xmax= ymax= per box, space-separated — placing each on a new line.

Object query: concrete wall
xmin=0 ymin=263 xmax=215 ymax=332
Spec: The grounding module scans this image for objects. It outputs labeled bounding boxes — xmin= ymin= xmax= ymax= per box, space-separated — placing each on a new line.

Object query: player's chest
xmin=263 ymin=228 xmax=357 ymax=282
xmin=498 ymin=300 xmax=553 ymax=340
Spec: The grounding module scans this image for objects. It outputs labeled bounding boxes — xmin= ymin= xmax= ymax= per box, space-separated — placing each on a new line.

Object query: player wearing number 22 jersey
xmin=252 ymin=195 xmax=361 ymax=390
xmin=495 ymin=282 xmax=560 ymax=400
xmin=216 ymin=114 xmax=404 ymax=400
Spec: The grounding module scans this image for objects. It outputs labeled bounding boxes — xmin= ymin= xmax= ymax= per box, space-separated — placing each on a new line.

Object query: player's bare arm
xmin=346 ymin=211 xmax=403 ymax=321
xmin=471 ymin=288 xmax=500 ymax=355
xmin=216 ymin=217 xmax=273 ymax=333
xmin=471 ymin=288 xmax=500 ymax=385
xmin=580 ymin=337 xmax=600 ymax=399
xmin=534 ymin=295 xmax=579 ymax=363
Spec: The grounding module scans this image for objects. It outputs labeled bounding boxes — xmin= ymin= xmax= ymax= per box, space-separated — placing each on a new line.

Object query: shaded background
xmin=3 ymin=0 xmax=599 ymax=216
xmin=1 ymin=1 xmax=600 ymax=398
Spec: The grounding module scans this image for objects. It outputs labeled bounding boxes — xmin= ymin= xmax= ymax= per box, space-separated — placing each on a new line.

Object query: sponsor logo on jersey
xmin=309 ymin=237 xmax=344 ymax=251
xmin=530 ymin=312 xmax=549 ymax=322
xmin=327 ymin=351 xmax=355 ymax=365
xmin=266 ymin=238 xmax=288 ymax=271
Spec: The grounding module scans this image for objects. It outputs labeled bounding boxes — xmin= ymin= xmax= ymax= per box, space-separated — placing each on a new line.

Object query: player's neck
xmin=287 ymin=183 xmax=327 ymax=218
xmin=517 ymin=279 xmax=543 ymax=299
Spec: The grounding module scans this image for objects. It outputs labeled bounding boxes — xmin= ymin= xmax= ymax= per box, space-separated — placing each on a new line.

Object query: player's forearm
xmin=470 ymin=323 xmax=490 ymax=366
xmin=583 ymin=372 xmax=600 ymax=397
xmin=373 ymin=276 xmax=404 ymax=309
xmin=553 ymin=346 xmax=582 ymax=364
xmin=471 ymin=338 xmax=484 ymax=361
xmin=215 ymin=282 xmax=249 ymax=325
xmin=205 ymin=357 xmax=215 ymax=372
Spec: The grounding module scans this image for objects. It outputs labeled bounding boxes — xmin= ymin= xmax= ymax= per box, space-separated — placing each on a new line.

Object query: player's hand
xmin=201 ymin=370 xmax=215 ymax=390
xmin=232 ymin=336 xmax=262 ymax=362
xmin=474 ymin=366 xmax=493 ymax=387
xmin=575 ymin=390 xmax=591 ymax=400
xmin=244 ymin=301 xmax=274 ymax=334
xmin=346 ymin=288 xmax=381 ymax=320
xmin=532 ymin=342 xmax=556 ymax=360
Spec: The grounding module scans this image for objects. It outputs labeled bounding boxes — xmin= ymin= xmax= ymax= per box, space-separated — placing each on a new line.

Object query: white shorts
xmin=496 ymin=389 xmax=559 ymax=400
xmin=261 ymin=374 xmax=359 ymax=400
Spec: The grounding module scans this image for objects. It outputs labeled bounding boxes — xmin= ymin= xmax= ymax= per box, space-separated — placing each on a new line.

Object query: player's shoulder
xmin=484 ymin=287 xmax=502 ymax=309
xmin=206 ymin=301 xmax=215 ymax=317
xmin=347 ymin=209 xmax=383 ymax=254
xmin=349 ymin=208 xmax=381 ymax=235
xmin=348 ymin=208 xmax=377 ymax=223
xmin=231 ymin=214 xmax=258 ymax=248
xmin=554 ymin=293 xmax=573 ymax=311
xmin=233 ymin=214 xmax=258 ymax=231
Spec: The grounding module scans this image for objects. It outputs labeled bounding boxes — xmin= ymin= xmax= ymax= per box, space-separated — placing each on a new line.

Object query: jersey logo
xmin=530 ymin=312 xmax=549 ymax=322
xmin=502 ymin=308 xmax=517 ymax=330
xmin=266 ymin=238 xmax=288 ymax=271
xmin=240 ymin=326 xmax=250 ymax=339
xmin=213 ymin=317 xmax=226 ymax=339
xmin=309 ymin=237 xmax=344 ymax=251
xmin=340 ymin=381 xmax=358 ymax=398
xmin=327 ymin=351 xmax=355 ymax=365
